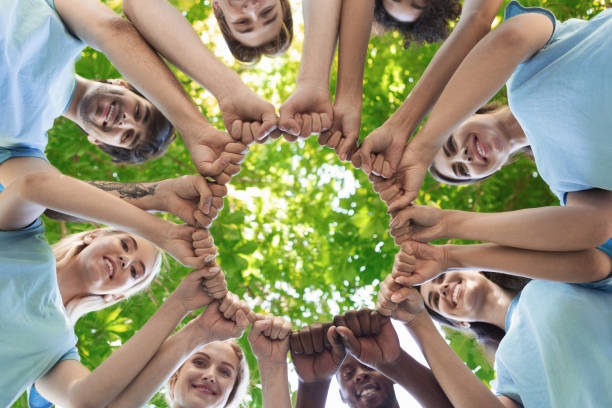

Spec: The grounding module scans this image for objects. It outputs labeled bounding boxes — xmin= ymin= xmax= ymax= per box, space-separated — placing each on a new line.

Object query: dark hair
xmin=418 ymin=271 xmax=530 ymax=350
xmin=214 ymin=0 xmax=293 ymax=64
xmin=94 ymin=80 xmax=175 ymax=164
xmin=373 ymin=0 xmax=461 ymax=48
xmin=428 ymin=103 xmax=533 ymax=185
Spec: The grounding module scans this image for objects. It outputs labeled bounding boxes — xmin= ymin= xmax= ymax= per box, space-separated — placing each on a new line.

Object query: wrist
xmin=258 ymin=359 xmax=289 ymax=373
xmin=299 ymin=376 xmax=332 ymax=387
xmin=180 ymin=119 xmax=216 ymax=150
xmin=404 ymin=310 xmax=435 ymax=334
xmin=375 ymin=350 xmax=408 ymax=375
xmin=159 ymin=293 xmax=191 ymax=325
xmin=210 ymin=71 xmax=244 ymax=102
xmin=296 ymin=76 xmax=330 ymax=92
xmin=443 ymin=209 xmax=466 ymax=239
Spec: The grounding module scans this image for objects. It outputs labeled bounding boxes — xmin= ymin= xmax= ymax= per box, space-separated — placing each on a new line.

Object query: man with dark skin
xmin=290 ymin=309 xmax=452 ymax=408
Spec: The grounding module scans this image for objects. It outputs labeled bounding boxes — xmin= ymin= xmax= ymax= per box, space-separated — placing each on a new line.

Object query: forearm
xmin=298 ymin=0 xmax=342 ymax=86
xmin=445 ymin=204 xmax=612 ymax=250
xmin=376 ymin=350 xmax=452 ymax=408
xmin=16 ymin=172 xmax=168 ymax=245
xmin=334 ymin=0 xmax=373 ymax=103
xmin=122 ymin=0 xmax=246 ymax=101
xmin=109 ymin=324 xmax=205 ymax=407
xmin=410 ymin=13 xmax=553 ymax=158
xmin=54 ymin=0 xmax=209 ymax=139
xmin=67 ymin=298 xmax=186 ymax=407
xmin=406 ymin=314 xmax=503 ymax=408
xmin=258 ymin=362 xmax=291 ymax=408
xmin=295 ymin=379 xmax=331 ymax=408
xmin=387 ymin=10 xmax=493 ymax=136
xmin=447 ymin=243 xmax=612 ymax=283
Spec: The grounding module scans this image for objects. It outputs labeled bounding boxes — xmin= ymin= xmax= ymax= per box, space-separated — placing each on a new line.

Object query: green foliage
xmin=11 ymin=0 xmax=609 ymax=407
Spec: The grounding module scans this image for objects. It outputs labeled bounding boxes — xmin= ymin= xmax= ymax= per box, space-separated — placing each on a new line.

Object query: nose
xmin=439 ymin=283 xmax=450 ymax=298
xmin=461 ymin=145 xmax=472 ymax=162
xmin=242 ymin=0 xmax=258 ymax=17
xmin=118 ymin=112 xmax=136 ymax=127
xmin=355 ymin=372 xmax=370 ymax=384
xmin=118 ymin=255 xmax=133 ymax=270
xmin=200 ymin=369 xmax=216 ymax=383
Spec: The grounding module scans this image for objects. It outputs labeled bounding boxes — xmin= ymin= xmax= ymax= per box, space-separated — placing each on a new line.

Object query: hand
xmin=377 ymin=274 xmax=426 ymax=325
xmin=157 ymin=175 xmax=227 ymax=227
xmin=290 ymin=322 xmax=346 ymax=383
xmin=159 ymin=222 xmax=210 ymax=267
xmin=249 ymin=314 xmax=292 ymax=366
xmin=170 ymin=268 xmax=217 ymax=314
xmin=198 ymin=262 xmax=228 ymax=300
xmin=369 ymin=145 xmax=430 ymax=212
xmin=393 ymin=241 xmax=449 ymax=287
xmin=279 ymin=84 xmax=333 ymax=139
xmin=218 ymin=292 xmax=256 ymax=321
xmin=330 ymin=310 xmax=401 ymax=369
xmin=186 ymin=126 xmax=247 ymax=183
xmin=219 ymin=88 xmax=279 ymax=145
xmin=390 ymin=204 xmax=447 ymax=243
xmin=191 ymin=299 xmax=250 ymax=343
xmin=318 ymin=102 xmax=361 ymax=162
xmin=352 ymin=122 xmax=408 ymax=178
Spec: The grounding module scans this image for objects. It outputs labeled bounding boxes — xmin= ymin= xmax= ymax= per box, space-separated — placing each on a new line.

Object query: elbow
xmin=87 ymin=16 xmax=139 ymax=51
xmin=584 ymin=248 xmax=612 ymax=282
xmin=122 ymin=0 xmax=138 ymax=22
xmin=457 ymin=10 xmax=494 ymax=40
xmin=16 ymin=172 xmax=56 ymax=202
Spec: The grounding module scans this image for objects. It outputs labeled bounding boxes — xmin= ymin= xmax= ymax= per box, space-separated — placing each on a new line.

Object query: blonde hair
xmin=53 ymin=228 xmax=162 ymax=325
xmin=167 ymin=341 xmax=250 ymax=408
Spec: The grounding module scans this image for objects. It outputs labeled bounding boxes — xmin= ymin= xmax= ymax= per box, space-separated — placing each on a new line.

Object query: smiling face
xmin=419 ymin=270 xmax=492 ymax=323
xmin=75 ymin=231 xmax=158 ymax=296
xmin=172 ymin=342 xmax=240 ymax=408
xmin=430 ymin=112 xmax=513 ymax=183
xmin=77 ymin=79 xmax=157 ymax=149
xmin=381 ymin=0 xmax=427 ymax=23
xmin=337 ymin=355 xmax=396 ymax=408
xmin=213 ymin=0 xmax=283 ymax=47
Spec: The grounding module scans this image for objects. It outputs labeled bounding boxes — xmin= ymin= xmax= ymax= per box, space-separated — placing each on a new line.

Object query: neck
xmin=479 ymin=281 xmax=516 ymax=332
xmin=494 ymin=107 xmax=529 ymax=155
xmin=62 ymin=75 xmax=88 ymax=124
xmin=56 ymin=256 xmax=89 ymax=307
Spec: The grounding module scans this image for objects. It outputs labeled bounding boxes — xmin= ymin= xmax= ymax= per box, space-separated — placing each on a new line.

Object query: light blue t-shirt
xmin=493 ymin=275 xmax=612 ymax=407
xmin=505 ymin=2 xmax=612 ymax=203
xmin=0 ymin=0 xmax=84 ymax=164
xmin=0 ymin=214 xmax=78 ymax=407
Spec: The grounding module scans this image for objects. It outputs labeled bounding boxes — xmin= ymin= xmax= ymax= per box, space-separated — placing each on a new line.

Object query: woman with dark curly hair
xmin=352 ymin=0 xmax=505 ymax=177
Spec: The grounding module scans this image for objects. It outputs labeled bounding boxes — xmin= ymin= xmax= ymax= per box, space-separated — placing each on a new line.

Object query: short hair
xmin=214 ymin=0 xmax=293 ymax=64
xmin=95 ymin=80 xmax=176 ymax=164
xmin=418 ymin=271 xmax=530 ymax=350
xmin=52 ymin=228 xmax=163 ymax=325
xmin=167 ymin=341 xmax=250 ymax=408
xmin=373 ymin=0 xmax=462 ymax=48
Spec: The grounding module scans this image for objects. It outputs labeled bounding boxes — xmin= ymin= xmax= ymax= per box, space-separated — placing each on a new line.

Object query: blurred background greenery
xmin=12 ymin=0 xmax=609 ymax=406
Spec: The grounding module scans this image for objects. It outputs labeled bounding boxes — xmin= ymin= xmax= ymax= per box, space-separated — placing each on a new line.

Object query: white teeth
xmin=476 ymin=141 xmax=484 ymax=157
xmin=104 ymin=259 xmax=114 ymax=277
xmin=106 ymin=104 xmax=115 ymax=122
xmin=361 ymin=389 xmax=376 ymax=398
xmin=452 ymin=285 xmax=459 ymax=304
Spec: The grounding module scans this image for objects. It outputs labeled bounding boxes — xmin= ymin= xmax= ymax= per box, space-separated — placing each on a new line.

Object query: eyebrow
xmin=129 ymin=236 xmax=138 ymax=251
xmin=128 ymin=133 xmax=140 ymax=149
xmin=144 ymin=106 xmax=150 ymax=123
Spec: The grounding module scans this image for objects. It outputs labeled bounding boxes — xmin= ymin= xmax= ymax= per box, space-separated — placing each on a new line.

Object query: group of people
xmin=1 ymin=0 xmax=611 ymax=407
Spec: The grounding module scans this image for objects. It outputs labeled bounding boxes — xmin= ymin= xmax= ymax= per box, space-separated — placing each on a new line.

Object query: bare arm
xmin=122 ymin=0 xmax=277 ymax=142
xmin=35 ymin=267 xmax=218 ymax=408
xmin=318 ymin=0 xmax=373 ymax=161
xmin=295 ymin=380 xmax=331 ymax=408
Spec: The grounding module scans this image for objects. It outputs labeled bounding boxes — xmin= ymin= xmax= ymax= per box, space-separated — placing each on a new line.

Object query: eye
xmin=433 ymin=293 xmax=440 ymax=308
xmin=121 ymin=130 xmax=134 ymax=145
xmin=121 ymin=239 xmax=129 ymax=251
xmin=342 ymin=369 xmax=353 ymax=380
xmin=447 ymin=136 xmax=457 ymax=154
xmin=235 ymin=18 xmax=248 ymax=25
xmin=193 ymin=359 xmax=206 ymax=367
xmin=457 ymin=163 xmax=470 ymax=177
xmin=261 ymin=6 xmax=273 ymax=16
xmin=130 ymin=265 xmax=138 ymax=279
xmin=134 ymin=103 xmax=140 ymax=121
xmin=219 ymin=368 xmax=231 ymax=377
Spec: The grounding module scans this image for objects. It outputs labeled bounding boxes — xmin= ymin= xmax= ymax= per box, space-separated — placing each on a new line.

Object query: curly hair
xmin=418 ymin=271 xmax=530 ymax=351
xmin=93 ymin=80 xmax=175 ymax=164
xmin=373 ymin=0 xmax=462 ymax=48
xmin=214 ymin=0 xmax=293 ymax=64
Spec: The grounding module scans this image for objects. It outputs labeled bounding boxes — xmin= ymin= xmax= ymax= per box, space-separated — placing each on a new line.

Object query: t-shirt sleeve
xmin=578 ymin=238 xmax=612 ymax=292
xmin=28 ymin=347 xmax=80 ymax=408
xmin=504 ymin=1 xmax=557 ymax=46
xmin=0 ymin=147 xmax=48 ymax=166
xmin=492 ymin=361 xmax=523 ymax=406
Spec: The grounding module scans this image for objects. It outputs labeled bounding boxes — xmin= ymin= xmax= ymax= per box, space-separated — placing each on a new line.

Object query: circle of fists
xmin=289 ymin=309 xmax=402 ymax=383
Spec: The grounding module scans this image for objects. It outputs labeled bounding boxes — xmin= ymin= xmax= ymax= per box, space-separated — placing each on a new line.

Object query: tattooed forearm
xmin=86 ymin=181 xmax=159 ymax=200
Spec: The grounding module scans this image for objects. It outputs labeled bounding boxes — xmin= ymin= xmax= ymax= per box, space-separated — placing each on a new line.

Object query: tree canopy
xmin=12 ymin=0 xmax=607 ymax=406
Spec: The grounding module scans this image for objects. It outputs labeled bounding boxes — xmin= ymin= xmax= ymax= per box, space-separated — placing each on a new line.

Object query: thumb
xmin=235 ymin=309 xmax=250 ymax=332
xmin=259 ymin=112 xmax=278 ymax=140
xmin=197 ymin=155 xmax=229 ymax=178
xmin=388 ymin=193 xmax=414 ymax=214
xmin=250 ymin=319 xmax=272 ymax=340
xmin=358 ymin=142 xmax=373 ymax=174
xmin=327 ymin=326 xmax=346 ymax=360
xmin=335 ymin=326 xmax=361 ymax=357
xmin=279 ymin=104 xmax=300 ymax=136
xmin=194 ymin=177 xmax=213 ymax=214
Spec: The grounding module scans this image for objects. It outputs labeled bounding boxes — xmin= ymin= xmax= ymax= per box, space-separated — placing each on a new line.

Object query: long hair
xmin=167 ymin=341 xmax=250 ymax=408
xmin=419 ymin=272 xmax=530 ymax=351
xmin=428 ymin=103 xmax=533 ymax=186
xmin=373 ymin=0 xmax=461 ymax=48
xmin=53 ymin=228 xmax=162 ymax=325
xmin=214 ymin=0 xmax=293 ymax=64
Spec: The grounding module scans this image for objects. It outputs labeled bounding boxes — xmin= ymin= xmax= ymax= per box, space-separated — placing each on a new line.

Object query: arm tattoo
xmin=86 ymin=181 xmax=159 ymax=200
